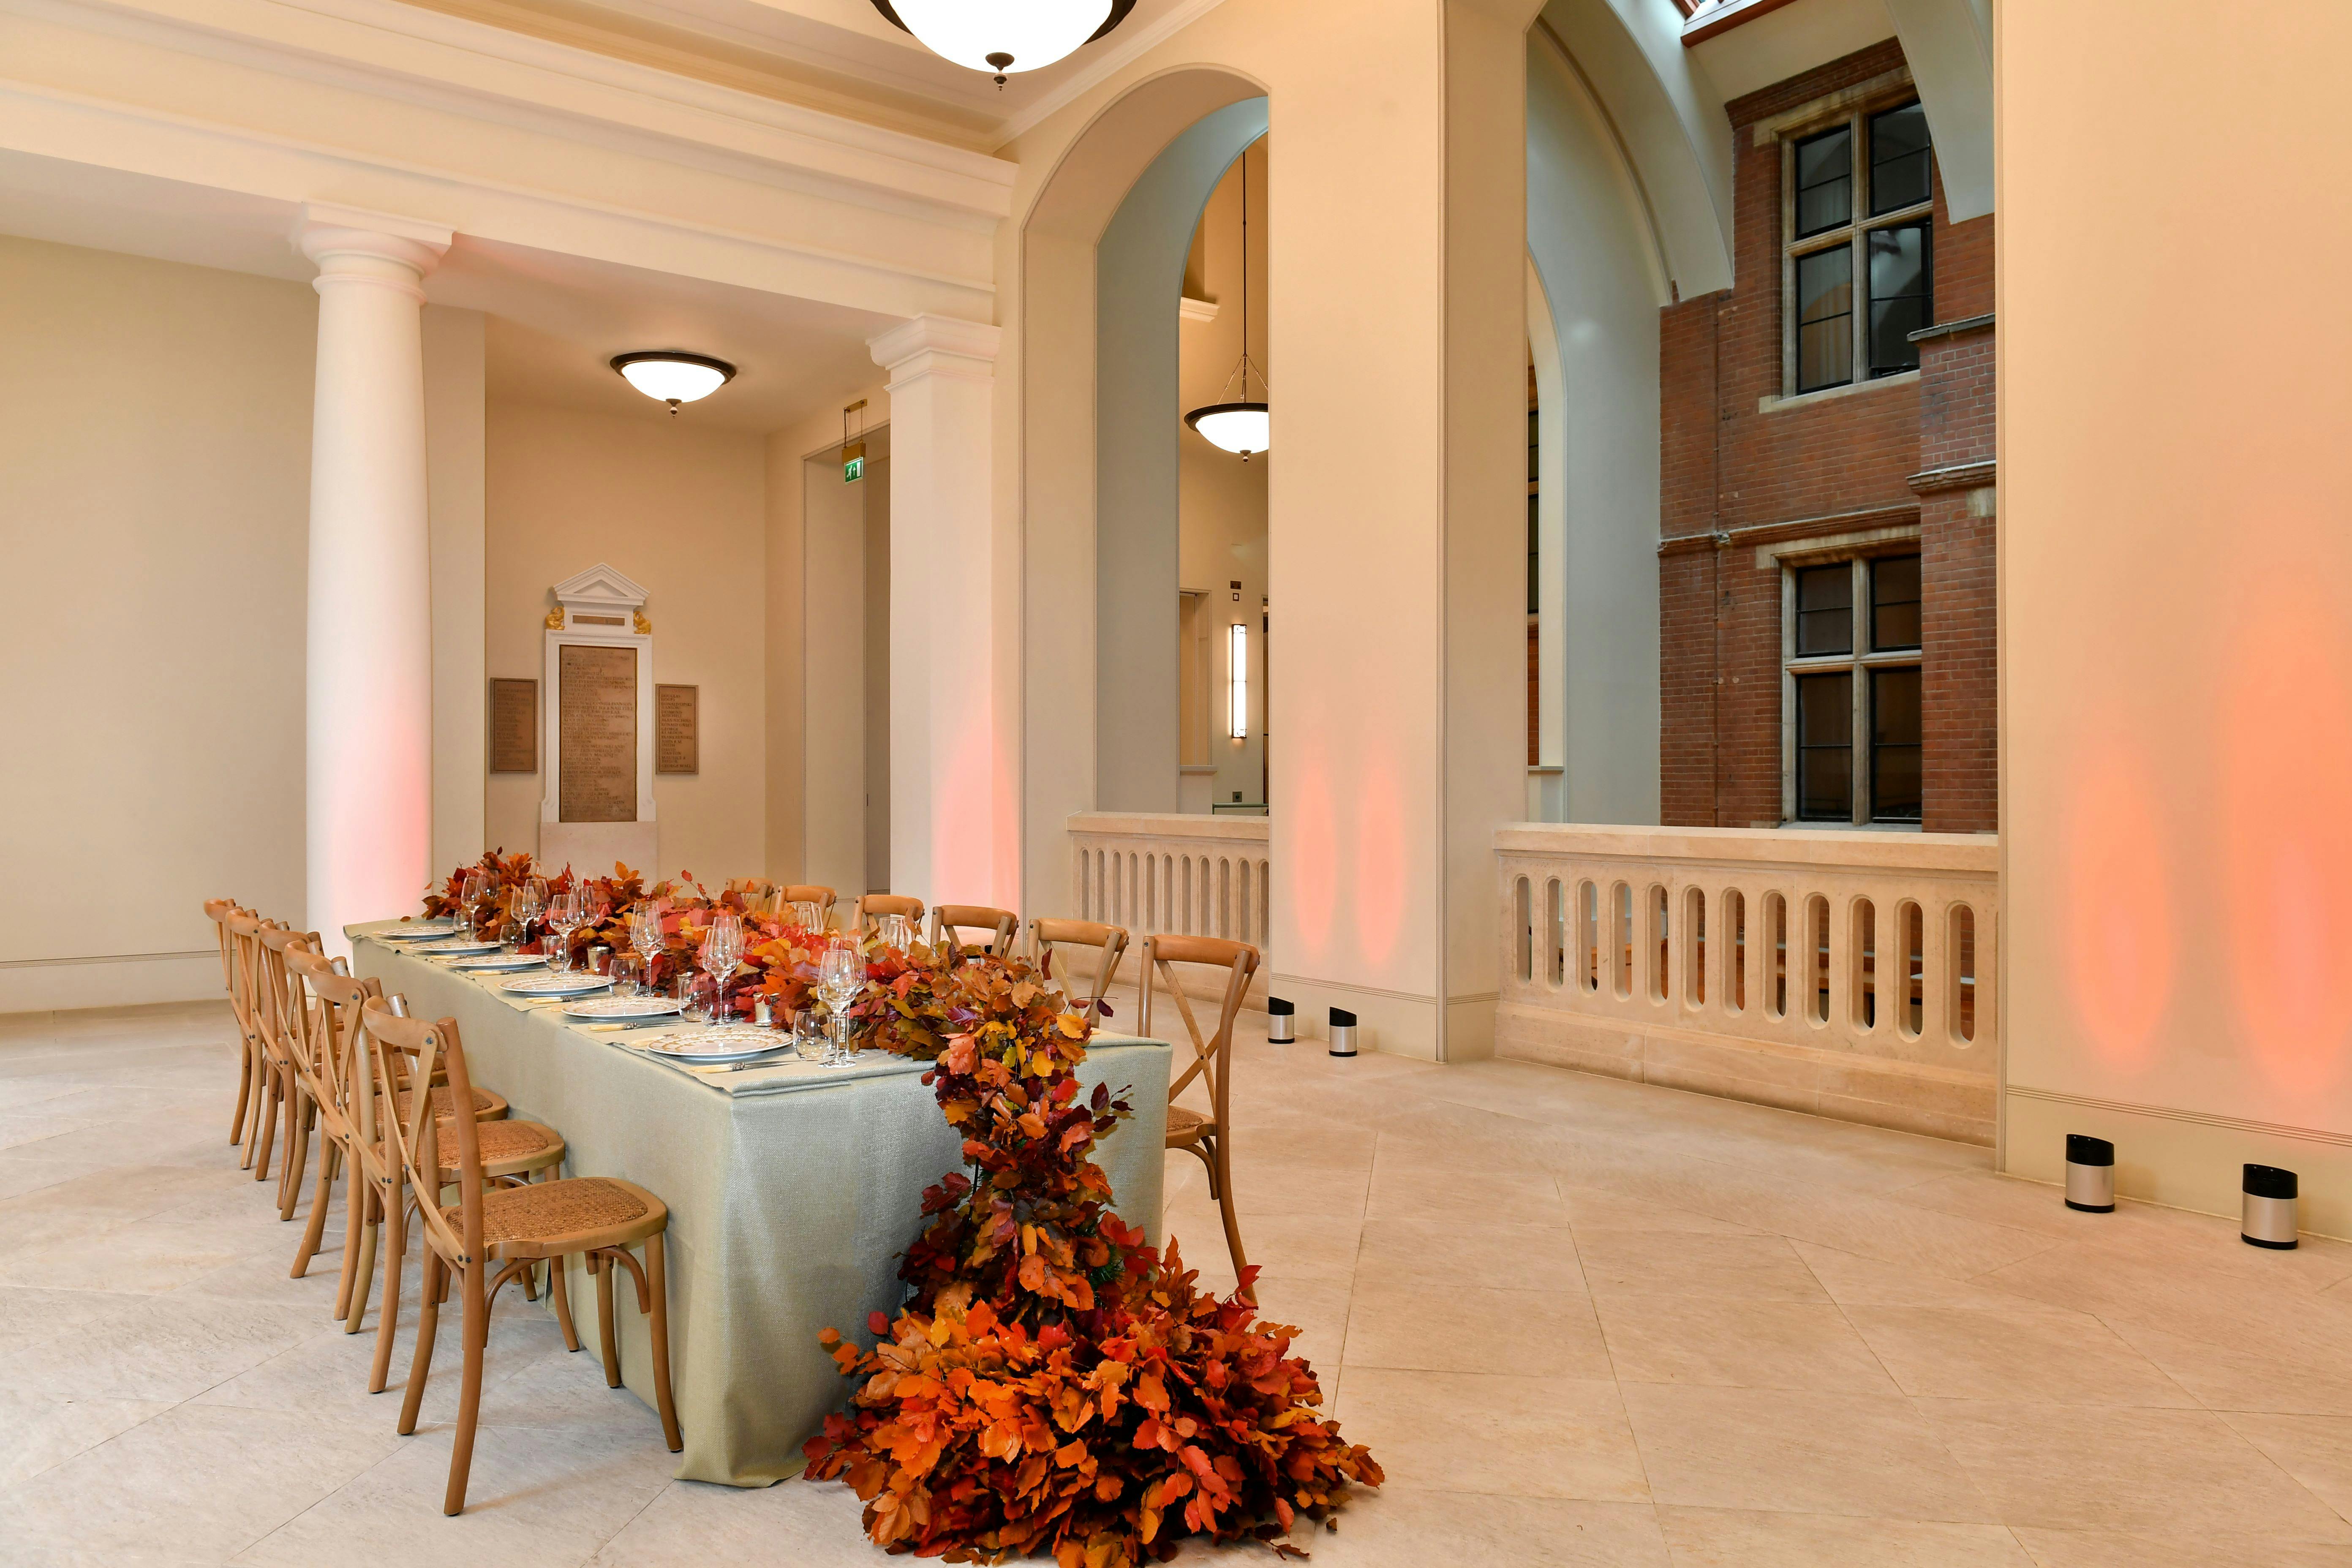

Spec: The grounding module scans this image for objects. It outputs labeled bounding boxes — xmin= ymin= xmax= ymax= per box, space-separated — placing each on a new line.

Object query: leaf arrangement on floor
xmin=420 ymin=852 xmax=1380 ymax=1563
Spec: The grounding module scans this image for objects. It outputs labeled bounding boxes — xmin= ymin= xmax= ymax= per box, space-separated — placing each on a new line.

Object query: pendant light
xmin=611 ymin=351 xmax=735 ymax=416
xmin=869 ymin=0 xmax=1135 ymax=84
xmin=1185 ymin=146 xmax=1270 ymax=461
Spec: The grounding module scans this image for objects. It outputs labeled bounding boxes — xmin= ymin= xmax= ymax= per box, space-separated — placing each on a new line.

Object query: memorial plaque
xmin=488 ymin=679 xmax=537 ymax=773
xmin=559 ymin=644 xmax=638 ymax=823
xmin=656 ymin=683 xmax=699 ymax=775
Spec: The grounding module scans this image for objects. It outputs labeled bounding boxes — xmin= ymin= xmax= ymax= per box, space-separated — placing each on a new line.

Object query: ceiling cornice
xmin=991 ymin=0 xmax=1233 ymax=148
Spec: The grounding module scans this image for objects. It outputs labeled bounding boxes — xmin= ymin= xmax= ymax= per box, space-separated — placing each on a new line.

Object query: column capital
xmin=292 ymin=202 xmax=452 ymax=299
xmin=868 ymin=314 xmax=1001 ymax=388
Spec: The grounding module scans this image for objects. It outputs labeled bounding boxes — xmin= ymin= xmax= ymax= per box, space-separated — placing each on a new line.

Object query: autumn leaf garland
xmin=420 ymin=855 xmax=1379 ymax=1563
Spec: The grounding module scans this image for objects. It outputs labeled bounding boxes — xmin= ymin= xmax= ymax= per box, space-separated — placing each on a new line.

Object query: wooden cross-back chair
xmin=222 ymin=910 xmax=279 ymax=1170
xmin=283 ymin=957 xmax=386 ymax=1322
xmin=204 ymin=899 xmax=258 ymax=1150
xmin=727 ymin=878 xmax=780 ymax=915
xmin=362 ymin=1000 xmax=679 ymax=1514
xmin=1142 ymin=934 xmax=1260 ymax=1292
xmin=779 ymin=885 xmax=838 ymax=930
xmin=854 ymin=893 xmax=925 ymax=940
xmin=346 ymin=993 xmax=520 ymax=1396
xmin=931 ymin=904 xmax=1018 ymax=960
xmin=254 ymin=924 xmax=326 ymax=1220
xmin=1028 ymin=918 xmax=1130 ymax=1025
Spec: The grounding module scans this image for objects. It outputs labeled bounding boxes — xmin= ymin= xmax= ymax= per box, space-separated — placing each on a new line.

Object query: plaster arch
xmin=1527 ymin=19 xmax=1666 ymax=827
xmin=1015 ymin=65 xmax=1267 ymax=905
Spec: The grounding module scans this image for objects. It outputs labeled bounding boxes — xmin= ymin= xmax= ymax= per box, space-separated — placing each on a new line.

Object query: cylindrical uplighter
xmin=2064 ymin=1134 xmax=2115 ymax=1214
xmin=2243 ymin=1164 xmax=2299 ymax=1250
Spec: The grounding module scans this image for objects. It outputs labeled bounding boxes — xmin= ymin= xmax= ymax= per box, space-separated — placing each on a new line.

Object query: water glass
xmin=678 ymin=970 xmax=714 ymax=1023
xmin=792 ymin=1011 xmax=826 ymax=1063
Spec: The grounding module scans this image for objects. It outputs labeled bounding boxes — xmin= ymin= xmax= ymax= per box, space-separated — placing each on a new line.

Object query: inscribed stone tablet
xmin=489 ymin=678 xmax=537 ymax=773
xmin=656 ymin=684 xmax=698 ymax=775
xmin=560 ymin=644 xmax=637 ymax=822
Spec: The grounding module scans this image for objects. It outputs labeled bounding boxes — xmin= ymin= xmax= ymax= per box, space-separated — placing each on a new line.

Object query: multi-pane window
xmin=1787 ymin=100 xmax=1934 ymax=395
xmin=1785 ymin=553 xmax=1922 ymax=824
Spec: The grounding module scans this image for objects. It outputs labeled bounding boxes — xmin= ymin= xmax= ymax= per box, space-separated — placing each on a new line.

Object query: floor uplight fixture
xmin=1228 ymin=621 xmax=1249 ymax=740
xmin=869 ymin=0 xmax=1135 ymax=84
xmin=611 ymin=351 xmax=736 ymax=416
xmin=1185 ymin=144 xmax=1270 ymax=460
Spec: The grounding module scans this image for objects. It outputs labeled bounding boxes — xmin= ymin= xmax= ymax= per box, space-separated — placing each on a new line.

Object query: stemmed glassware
xmin=702 ymin=912 xmax=744 ymax=1022
xmin=629 ymin=907 xmax=665 ymax=997
xmin=508 ymin=880 xmax=544 ymax=955
xmin=545 ymin=887 xmax=586 ymax=973
xmin=817 ymin=939 xmax=863 ymax=1066
xmin=788 ymin=899 xmax=820 ymax=933
xmin=459 ymin=871 xmax=489 ymax=939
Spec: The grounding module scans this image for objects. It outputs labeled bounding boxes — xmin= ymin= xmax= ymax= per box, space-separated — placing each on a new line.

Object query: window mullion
xmin=1851 ymin=558 xmax=1869 ymax=825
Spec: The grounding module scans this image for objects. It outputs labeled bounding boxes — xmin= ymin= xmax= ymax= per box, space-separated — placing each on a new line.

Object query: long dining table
xmin=348 ymin=920 xmax=1172 ymax=1486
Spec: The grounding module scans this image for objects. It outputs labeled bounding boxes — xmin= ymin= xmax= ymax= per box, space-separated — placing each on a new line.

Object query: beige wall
xmin=424 ymin=306 xmax=487 ymax=878
xmin=1179 ymin=142 xmax=1271 ymax=812
xmin=485 ymin=400 xmax=768 ymax=885
xmin=2001 ymin=0 xmax=2352 ymax=1234
xmin=0 ymin=236 xmax=315 ymax=1009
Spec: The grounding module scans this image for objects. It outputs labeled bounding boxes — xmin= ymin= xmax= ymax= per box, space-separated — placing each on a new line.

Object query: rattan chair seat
xmin=1165 ymin=1104 xmax=1212 ymax=1144
xmin=455 ymin=1176 xmax=666 ymax=1255
xmin=395 ymin=1083 xmax=509 ymax=1124
xmin=437 ymin=1118 xmax=564 ymax=1179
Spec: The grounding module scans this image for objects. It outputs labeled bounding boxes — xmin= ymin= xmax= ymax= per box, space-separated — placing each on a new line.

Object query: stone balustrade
xmin=1496 ymin=823 xmax=1998 ymax=1144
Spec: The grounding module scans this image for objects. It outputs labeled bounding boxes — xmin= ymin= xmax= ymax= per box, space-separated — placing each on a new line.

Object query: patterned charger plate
xmin=640 ymin=1028 xmax=789 ymax=1063
xmin=450 ymin=954 xmax=547 ymax=972
xmin=499 ymin=974 xmax=613 ymax=998
xmin=419 ymin=938 xmax=502 ymax=956
xmin=562 ymin=995 xmax=684 ymax=1021
xmin=381 ymin=921 xmax=460 ymax=941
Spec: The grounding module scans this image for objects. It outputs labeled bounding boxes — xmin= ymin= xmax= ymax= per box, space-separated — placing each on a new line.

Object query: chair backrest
xmin=362 ymin=998 xmax=482 ymax=1267
xmin=1029 ymin=918 xmax=1130 ymax=1023
xmin=780 ymin=885 xmax=837 ymax=928
xmin=255 ymin=925 xmax=319 ymax=1060
xmin=307 ymin=963 xmax=385 ymax=1152
xmin=285 ymin=946 xmax=366 ymax=1113
xmin=728 ymin=878 xmax=780 ymax=915
xmin=203 ymin=898 xmax=239 ymax=999
xmin=223 ymin=909 xmax=270 ymax=1043
xmin=931 ymin=904 xmax=1018 ymax=959
xmin=1141 ymin=934 xmax=1260 ymax=1130
xmin=855 ymin=894 xmax=925 ymax=937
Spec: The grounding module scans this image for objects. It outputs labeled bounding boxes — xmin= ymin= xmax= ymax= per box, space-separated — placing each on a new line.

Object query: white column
xmin=868 ymin=315 xmax=1004 ymax=908
xmin=293 ymin=204 xmax=452 ymax=956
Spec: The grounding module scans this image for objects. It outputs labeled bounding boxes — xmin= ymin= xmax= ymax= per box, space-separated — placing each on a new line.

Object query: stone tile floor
xmin=5 ymin=997 xmax=2352 ymax=1565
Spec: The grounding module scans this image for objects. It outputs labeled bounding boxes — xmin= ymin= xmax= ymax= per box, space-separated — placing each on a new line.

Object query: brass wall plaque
xmin=488 ymin=678 xmax=538 ymax=773
xmin=559 ymin=644 xmax=638 ymax=823
xmin=656 ymin=683 xmax=699 ymax=775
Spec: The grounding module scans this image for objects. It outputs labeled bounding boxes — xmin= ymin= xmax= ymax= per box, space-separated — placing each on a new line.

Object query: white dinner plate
xmin=499 ymin=974 xmax=613 ymax=998
xmin=450 ymin=954 xmax=546 ymax=972
xmin=562 ymin=995 xmax=685 ymax=1021
xmin=640 ymin=1029 xmax=790 ymax=1064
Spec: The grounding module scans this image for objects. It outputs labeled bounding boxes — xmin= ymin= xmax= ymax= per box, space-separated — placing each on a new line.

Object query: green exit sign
xmin=843 ymin=445 xmax=866 ymax=483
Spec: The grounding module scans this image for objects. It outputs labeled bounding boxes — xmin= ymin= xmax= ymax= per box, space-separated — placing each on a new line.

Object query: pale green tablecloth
xmin=349 ymin=921 xmax=1171 ymax=1486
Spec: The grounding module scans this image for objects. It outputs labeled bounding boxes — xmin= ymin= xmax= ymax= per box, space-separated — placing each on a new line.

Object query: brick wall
xmin=1657 ymin=38 xmax=1997 ymax=833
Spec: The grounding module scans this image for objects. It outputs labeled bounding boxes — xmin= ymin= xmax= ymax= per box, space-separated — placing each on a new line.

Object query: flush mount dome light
xmin=611 ymin=351 xmax=735 ymax=414
xmin=1185 ymin=402 xmax=1271 ymax=459
xmin=869 ymin=0 xmax=1135 ymax=83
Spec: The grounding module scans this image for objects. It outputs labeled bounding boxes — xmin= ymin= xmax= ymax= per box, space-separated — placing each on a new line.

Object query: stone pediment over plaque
xmin=549 ymin=562 xmax=650 ymax=634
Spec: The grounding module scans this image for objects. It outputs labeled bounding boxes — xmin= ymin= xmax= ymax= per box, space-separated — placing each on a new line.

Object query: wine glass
xmin=703 ymin=912 xmax=744 ymax=1021
xmin=546 ymin=888 xmax=585 ymax=973
xmin=459 ymin=871 xmax=488 ymax=939
xmin=629 ymin=907 xmax=665 ymax=996
xmin=817 ymin=940 xmax=863 ymax=1065
xmin=508 ymin=881 xmax=544 ymax=955
xmin=788 ymin=899 xmax=819 ymax=933
xmin=876 ymin=913 xmax=912 ymax=951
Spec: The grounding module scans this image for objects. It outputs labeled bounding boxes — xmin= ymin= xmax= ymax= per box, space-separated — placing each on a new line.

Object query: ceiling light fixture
xmin=611 ymin=351 xmax=736 ymax=416
xmin=868 ymin=0 xmax=1135 ymax=85
xmin=1185 ymin=145 xmax=1270 ymax=461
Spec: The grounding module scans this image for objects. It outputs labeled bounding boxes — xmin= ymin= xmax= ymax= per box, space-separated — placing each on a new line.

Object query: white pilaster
xmin=867 ymin=315 xmax=1004 ymax=908
xmin=294 ymin=203 xmax=451 ymax=955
